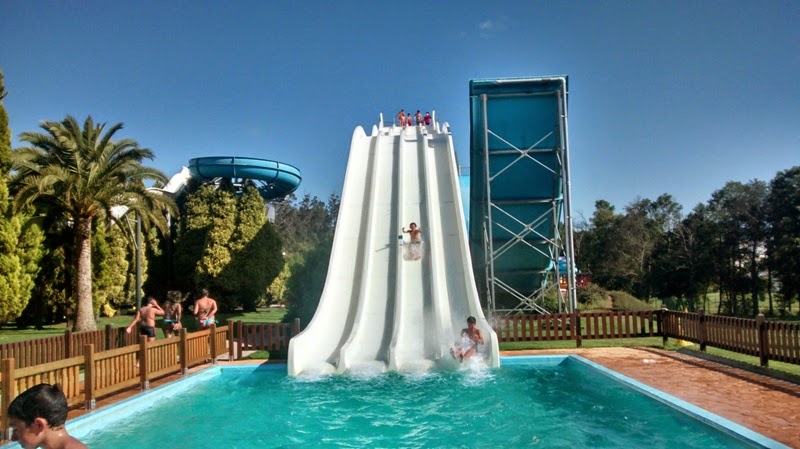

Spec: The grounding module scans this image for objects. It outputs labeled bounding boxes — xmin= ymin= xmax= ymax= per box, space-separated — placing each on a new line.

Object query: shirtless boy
xmin=193 ymin=288 xmax=218 ymax=330
xmin=402 ymin=222 xmax=422 ymax=243
xmin=126 ymin=297 xmax=164 ymax=342
xmin=7 ymin=383 xmax=87 ymax=449
xmin=450 ymin=316 xmax=484 ymax=362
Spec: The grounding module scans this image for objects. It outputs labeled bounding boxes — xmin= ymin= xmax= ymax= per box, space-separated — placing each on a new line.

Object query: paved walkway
xmin=502 ymin=348 xmax=800 ymax=448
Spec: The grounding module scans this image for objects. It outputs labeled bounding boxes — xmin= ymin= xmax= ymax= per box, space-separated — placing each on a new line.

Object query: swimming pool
xmin=6 ymin=356 xmax=786 ymax=448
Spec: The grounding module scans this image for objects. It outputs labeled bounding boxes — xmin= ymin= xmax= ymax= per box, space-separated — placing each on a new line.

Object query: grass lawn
xmin=0 ymin=308 xmax=288 ymax=344
xmin=500 ymin=337 xmax=684 ymax=352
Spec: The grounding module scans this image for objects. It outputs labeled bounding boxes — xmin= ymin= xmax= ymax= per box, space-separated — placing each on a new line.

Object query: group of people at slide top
xmin=125 ymin=288 xmax=219 ymax=342
xmin=396 ymin=109 xmax=432 ymax=127
xmin=7 ymin=383 xmax=87 ymax=449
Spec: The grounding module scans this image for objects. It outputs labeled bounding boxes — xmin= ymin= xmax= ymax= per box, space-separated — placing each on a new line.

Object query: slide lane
xmin=337 ymin=129 xmax=400 ymax=373
xmin=389 ymin=127 xmax=436 ymax=371
xmin=431 ymin=126 xmax=499 ymax=366
xmin=287 ymin=127 xmax=374 ymax=375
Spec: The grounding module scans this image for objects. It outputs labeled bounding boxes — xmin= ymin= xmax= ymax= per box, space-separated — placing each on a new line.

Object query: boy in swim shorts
xmin=126 ymin=297 xmax=164 ymax=342
xmin=450 ymin=316 xmax=484 ymax=362
xmin=193 ymin=288 xmax=218 ymax=330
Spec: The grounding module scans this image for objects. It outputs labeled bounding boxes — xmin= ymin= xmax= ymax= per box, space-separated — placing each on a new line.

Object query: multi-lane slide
xmin=288 ymin=118 xmax=499 ymax=375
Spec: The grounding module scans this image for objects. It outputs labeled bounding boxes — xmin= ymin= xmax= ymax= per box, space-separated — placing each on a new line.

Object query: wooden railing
xmin=0 ymin=323 xmax=232 ymax=440
xmin=494 ymin=309 xmax=799 ymax=368
xmin=493 ymin=310 xmax=660 ymax=347
xmin=0 ymin=324 xmax=138 ymax=369
xmin=661 ymin=309 xmax=800 ymax=366
xmin=233 ymin=319 xmax=300 ymax=359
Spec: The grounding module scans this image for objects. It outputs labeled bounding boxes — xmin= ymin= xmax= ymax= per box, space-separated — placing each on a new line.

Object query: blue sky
xmin=1 ymin=1 xmax=798 ymax=220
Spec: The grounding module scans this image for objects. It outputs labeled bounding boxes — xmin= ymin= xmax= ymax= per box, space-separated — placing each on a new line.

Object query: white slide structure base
xmin=288 ymin=120 xmax=499 ymax=376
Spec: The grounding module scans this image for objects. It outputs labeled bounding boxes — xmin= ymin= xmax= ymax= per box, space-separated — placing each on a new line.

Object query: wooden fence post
xmin=65 ymin=329 xmax=73 ymax=358
xmin=237 ymin=321 xmax=243 ymax=360
xmin=209 ymin=323 xmax=217 ymax=365
xmin=1 ymin=358 xmax=15 ymax=441
xmin=660 ymin=306 xmax=668 ymax=347
xmin=227 ymin=319 xmax=234 ymax=361
xmin=179 ymin=328 xmax=187 ymax=375
xmin=84 ymin=344 xmax=95 ymax=410
xmin=574 ymin=312 xmax=582 ymax=348
xmin=139 ymin=336 xmax=149 ymax=390
xmin=293 ymin=318 xmax=301 ymax=336
xmin=698 ymin=309 xmax=707 ymax=352
xmin=757 ymin=314 xmax=769 ymax=367
xmin=104 ymin=324 xmax=113 ymax=350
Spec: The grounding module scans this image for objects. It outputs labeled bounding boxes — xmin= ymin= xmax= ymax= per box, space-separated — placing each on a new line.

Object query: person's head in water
xmin=7 ymin=383 xmax=85 ymax=449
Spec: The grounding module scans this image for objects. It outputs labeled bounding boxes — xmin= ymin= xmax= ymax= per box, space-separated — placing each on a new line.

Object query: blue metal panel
xmin=468 ymin=77 xmax=569 ymax=312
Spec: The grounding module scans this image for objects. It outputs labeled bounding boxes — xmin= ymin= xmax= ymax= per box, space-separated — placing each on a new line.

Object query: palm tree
xmin=10 ymin=116 xmax=176 ymax=331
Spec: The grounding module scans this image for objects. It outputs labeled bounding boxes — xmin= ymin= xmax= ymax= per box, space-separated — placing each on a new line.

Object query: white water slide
xmin=288 ymin=117 xmax=499 ymax=375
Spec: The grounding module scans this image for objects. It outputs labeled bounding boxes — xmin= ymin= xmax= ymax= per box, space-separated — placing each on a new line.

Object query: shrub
xmin=609 ymin=290 xmax=656 ymax=311
xmin=576 ymin=284 xmax=608 ymax=311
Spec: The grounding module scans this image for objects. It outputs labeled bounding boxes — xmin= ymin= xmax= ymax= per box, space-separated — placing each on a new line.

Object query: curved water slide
xmin=288 ymin=119 xmax=499 ymax=376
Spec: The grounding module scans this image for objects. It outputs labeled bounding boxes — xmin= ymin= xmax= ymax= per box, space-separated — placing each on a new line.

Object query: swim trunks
xmin=203 ymin=317 xmax=216 ymax=326
xmin=139 ymin=325 xmax=155 ymax=338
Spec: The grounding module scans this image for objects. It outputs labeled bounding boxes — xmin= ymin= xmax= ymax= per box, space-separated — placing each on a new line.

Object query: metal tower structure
xmin=468 ymin=77 xmax=576 ymax=316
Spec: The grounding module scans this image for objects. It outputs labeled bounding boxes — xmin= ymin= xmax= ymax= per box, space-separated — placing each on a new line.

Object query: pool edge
xmin=561 ymin=354 xmax=790 ymax=449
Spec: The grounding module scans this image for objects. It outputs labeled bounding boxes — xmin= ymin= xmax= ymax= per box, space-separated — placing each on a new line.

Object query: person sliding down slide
xmin=450 ymin=316 xmax=484 ymax=362
xmin=402 ymin=222 xmax=424 ymax=260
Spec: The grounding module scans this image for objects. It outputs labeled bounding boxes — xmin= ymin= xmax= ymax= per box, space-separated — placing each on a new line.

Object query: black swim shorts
xmin=139 ymin=325 xmax=156 ymax=338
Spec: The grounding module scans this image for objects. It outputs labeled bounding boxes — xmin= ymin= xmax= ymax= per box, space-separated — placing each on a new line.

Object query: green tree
xmin=10 ymin=116 xmax=175 ymax=331
xmin=0 ymin=70 xmax=44 ymax=323
xmin=283 ymin=234 xmax=333 ymax=328
xmin=175 ymin=184 xmax=284 ymax=311
xmin=103 ymin=224 xmax=131 ymax=309
xmin=707 ymin=181 xmax=768 ymax=316
xmin=220 ymin=185 xmax=283 ymax=310
xmin=767 ymin=166 xmax=800 ymax=313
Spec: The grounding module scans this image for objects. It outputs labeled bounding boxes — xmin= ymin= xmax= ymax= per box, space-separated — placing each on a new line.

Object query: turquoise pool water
xmin=36 ymin=356 xmax=784 ymax=448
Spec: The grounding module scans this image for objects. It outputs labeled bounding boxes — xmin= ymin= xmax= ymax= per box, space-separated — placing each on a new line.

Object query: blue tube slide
xmin=188 ymin=156 xmax=301 ymax=200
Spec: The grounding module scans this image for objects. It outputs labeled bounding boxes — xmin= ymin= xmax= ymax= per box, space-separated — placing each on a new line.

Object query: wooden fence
xmin=494 ymin=308 xmax=799 ymax=368
xmin=661 ymin=309 xmax=800 ymax=367
xmin=0 ymin=324 xmax=138 ymax=369
xmin=0 ymin=323 xmax=231 ymax=441
xmin=493 ymin=310 xmax=661 ymax=347
xmin=233 ymin=319 xmax=300 ymax=359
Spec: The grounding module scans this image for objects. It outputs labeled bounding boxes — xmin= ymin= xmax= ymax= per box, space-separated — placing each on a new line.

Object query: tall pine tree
xmin=0 ymin=69 xmax=44 ymax=323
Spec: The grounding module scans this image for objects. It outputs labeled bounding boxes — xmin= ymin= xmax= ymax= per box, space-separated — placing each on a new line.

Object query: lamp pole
xmin=135 ymin=213 xmax=142 ymax=309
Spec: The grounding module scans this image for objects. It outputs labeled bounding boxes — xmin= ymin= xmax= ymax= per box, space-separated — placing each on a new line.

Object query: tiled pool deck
xmin=507 ymin=348 xmax=800 ymax=448
xmin=51 ymin=347 xmax=800 ymax=448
